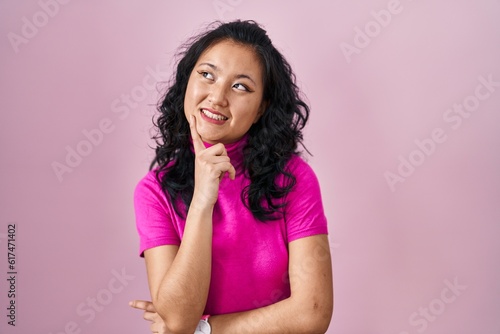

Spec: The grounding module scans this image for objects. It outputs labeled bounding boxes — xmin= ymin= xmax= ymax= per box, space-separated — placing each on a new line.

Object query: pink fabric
xmin=133 ymin=137 xmax=328 ymax=315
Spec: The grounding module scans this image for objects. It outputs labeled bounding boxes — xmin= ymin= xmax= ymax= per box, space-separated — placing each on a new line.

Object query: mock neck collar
xmin=189 ymin=134 xmax=248 ymax=171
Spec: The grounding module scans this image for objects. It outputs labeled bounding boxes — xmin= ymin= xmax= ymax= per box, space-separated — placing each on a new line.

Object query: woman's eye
xmin=233 ymin=83 xmax=249 ymax=91
xmin=199 ymin=71 xmax=214 ymax=80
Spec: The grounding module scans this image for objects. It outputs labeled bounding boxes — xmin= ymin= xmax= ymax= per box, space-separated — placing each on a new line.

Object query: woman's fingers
xmin=189 ymin=116 xmax=206 ymax=154
xmin=198 ymin=157 xmax=236 ymax=180
xmin=189 ymin=128 xmax=236 ymax=181
xmin=217 ymin=162 xmax=236 ymax=180
xmin=143 ymin=310 xmax=156 ymax=321
xmin=129 ymin=300 xmax=156 ymax=313
xmin=205 ymin=142 xmax=227 ymax=156
xmin=188 ymin=115 xmax=236 ymax=207
xmin=130 ymin=300 xmax=167 ymax=333
xmin=224 ymin=162 xmax=236 ymax=180
xmin=204 ymin=145 xmax=236 ymax=180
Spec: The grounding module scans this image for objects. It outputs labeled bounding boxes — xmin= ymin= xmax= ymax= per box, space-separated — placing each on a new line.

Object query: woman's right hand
xmin=189 ymin=115 xmax=236 ymax=208
xmin=129 ymin=300 xmax=170 ymax=334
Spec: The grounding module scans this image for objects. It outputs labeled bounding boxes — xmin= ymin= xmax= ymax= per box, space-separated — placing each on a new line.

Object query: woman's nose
xmin=208 ymin=83 xmax=229 ymax=107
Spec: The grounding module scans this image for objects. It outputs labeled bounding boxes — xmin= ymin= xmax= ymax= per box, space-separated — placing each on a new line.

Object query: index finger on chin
xmin=189 ymin=115 xmax=206 ymax=154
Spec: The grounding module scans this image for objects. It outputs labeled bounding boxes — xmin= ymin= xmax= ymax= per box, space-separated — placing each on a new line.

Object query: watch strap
xmin=194 ymin=314 xmax=211 ymax=334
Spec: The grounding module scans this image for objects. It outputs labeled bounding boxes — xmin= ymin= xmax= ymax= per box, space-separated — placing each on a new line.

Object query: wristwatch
xmin=194 ymin=315 xmax=211 ymax=334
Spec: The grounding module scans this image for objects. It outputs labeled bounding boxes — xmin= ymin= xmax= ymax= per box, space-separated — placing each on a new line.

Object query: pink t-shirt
xmin=134 ymin=137 xmax=328 ymax=315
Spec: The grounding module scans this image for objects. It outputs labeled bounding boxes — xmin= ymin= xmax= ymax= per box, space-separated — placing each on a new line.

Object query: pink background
xmin=1 ymin=1 xmax=499 ymax=333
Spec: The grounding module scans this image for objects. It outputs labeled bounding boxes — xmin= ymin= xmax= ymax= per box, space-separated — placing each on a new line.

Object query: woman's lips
xmin=200 ymin=108 xmax=229 ymax=124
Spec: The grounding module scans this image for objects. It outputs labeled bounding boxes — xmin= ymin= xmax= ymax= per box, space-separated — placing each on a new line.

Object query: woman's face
xmin=184 ymin=39 xmax=265 ymax=144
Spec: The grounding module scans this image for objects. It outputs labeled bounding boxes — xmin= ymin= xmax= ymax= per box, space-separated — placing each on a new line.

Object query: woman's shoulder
xmin=275 ymin=154 xmax=320 ymax=192
xmin=136 ymin=168 xmax=161 ymax=186
xmin=134 ymin=168 xmax=165 ymax=199
xmin=285 ymin=153 xmax=316 ymax=177
xmin=135 ymin=160 xmax=176 ymax=189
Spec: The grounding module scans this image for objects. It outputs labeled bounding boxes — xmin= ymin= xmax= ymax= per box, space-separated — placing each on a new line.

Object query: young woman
xmin=130 ymin=20 xmax=333 ymax=334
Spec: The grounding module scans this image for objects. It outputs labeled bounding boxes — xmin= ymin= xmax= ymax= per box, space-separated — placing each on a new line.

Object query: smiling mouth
xmin=201 ymin=109 xmax=229 ymax=121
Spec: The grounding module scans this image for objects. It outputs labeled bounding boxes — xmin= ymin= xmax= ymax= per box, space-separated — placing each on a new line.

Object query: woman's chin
xmin=198 ymin=134 xmax=221 ymax=145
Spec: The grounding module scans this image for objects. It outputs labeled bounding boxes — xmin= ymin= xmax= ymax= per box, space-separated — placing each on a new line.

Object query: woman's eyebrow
xmin=198 ymin=62 xmax=217 ymax=70
xmin=198 ymin=62 xmax=256 ymax=85
xmin=235 ymin=74 xmax=256 ymax=85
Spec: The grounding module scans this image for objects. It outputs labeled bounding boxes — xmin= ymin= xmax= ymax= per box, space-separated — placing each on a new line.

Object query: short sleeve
xmin=284 ymin=156 xmax=329 ymax=242
xmin=134 ymin=170 xmax=181 ymax=257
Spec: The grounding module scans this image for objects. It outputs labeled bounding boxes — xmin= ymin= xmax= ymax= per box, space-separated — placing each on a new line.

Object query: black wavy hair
xmin=150 ymin=20 xmax=310 ymax=221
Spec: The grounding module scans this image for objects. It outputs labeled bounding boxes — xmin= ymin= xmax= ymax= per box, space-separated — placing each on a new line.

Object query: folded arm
xmin=144 ymin=205 xmax=213 ymax=334
xmin=209 ymin=234 xmax=333 ymax=333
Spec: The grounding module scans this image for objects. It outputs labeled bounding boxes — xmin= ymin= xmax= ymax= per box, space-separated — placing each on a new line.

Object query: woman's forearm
xmin=209 ymin=295 xmax=332 ymax=334
xmin=154 ymin=201 xmax=214 ymax=333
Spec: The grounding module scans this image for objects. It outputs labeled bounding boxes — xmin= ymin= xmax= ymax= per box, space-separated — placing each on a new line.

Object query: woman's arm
xmin=132 ymin=234 xmax=333 ymax=333
xmin=144 ymin=204 xmax=214 ymax=334
xmin=209 ymin=234 xmax=333 ymax=333
xmin=142 ymin=116 xmax=236 ymax=334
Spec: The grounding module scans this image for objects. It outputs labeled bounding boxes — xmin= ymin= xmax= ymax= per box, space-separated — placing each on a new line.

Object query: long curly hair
xmin=150 ymin=20 xmax=310 ymax=221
